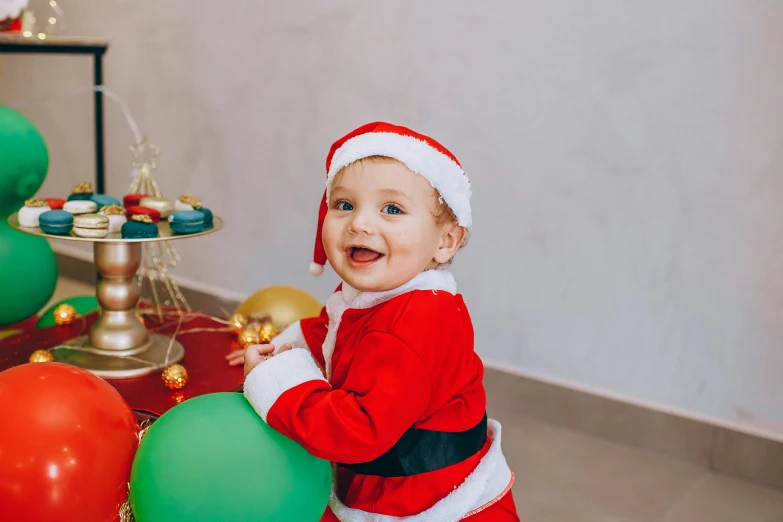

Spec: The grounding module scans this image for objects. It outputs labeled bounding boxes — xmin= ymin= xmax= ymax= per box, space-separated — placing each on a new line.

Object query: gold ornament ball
xmin=229 ymin=313 xmax=248 ymax=333
xmin=54 ymin=303 xmax=77 ymax=325
xmin=238 ymin=325 xmax=260 ymax=349
xmin=29 ymin=349 xmax=54 ymax=363
xmin=257 ymin=322 xmax=280 ymax=344
xmin=234 ymin=286 xmax=322 ymax=330
xmin=161 ymin=364 xmax=188 ymax=390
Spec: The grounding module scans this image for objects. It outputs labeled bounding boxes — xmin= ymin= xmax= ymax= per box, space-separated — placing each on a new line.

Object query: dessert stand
xmin=7 ymin=213 xmax=223 ymax=379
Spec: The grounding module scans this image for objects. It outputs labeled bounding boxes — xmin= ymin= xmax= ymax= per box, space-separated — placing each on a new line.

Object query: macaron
xmin=121 ymin=215 xmax=159 ymax=239
xmin=197 ymin=207 xmax=214 ymax=228
xmin=72 ymin=214 xmax=110 ymax=238
xmin=139 ymin=196 xmax=174 ymax=218
xmin=91 ymin=194 xmax=122 ymax=208
xmin=98 ymin=204 xmax=128 ymax=233
xmin=63 ymin=200 xmax=98 ymax=215
xmin=18 ymin=198 xmax=51 ymax=227
xmin=125 ymin=205 xmax=161 ymax=223
xmin=39 ymin=210 xmax=74 ymax=235
xmin=168 ymin=210 xmax=205 ymax=234
xmin=123 ymin=193 xmax=152 ymax=207
xmin=174 ymin=194 xmax=201 ymax=212
xmin=67 ymin=181 xmax=94 ymax=201
xmin=43 ymin=198 xmax=66 ymax=210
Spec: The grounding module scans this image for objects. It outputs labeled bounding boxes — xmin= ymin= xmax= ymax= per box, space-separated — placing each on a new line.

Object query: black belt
xmin=340 ymin=413 xmax=488 ymax=477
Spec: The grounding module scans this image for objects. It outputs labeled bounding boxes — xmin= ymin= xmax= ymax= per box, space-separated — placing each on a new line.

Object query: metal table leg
xmin=93 ymin=51 xmax=105 ymax=194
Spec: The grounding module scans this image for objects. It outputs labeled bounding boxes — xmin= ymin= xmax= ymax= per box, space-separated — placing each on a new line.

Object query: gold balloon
xmin=234 ymin=286 xmax=322 ymax=330
xmin=54 ymin=304 xmax=77 ymax=325
xmin=228 ymin=313 xmax=248 ymax=333
xmin=257 ymin=322 xmax=280 ymax=344
xmin=161 ymin=363 xmax=188 ymax=390
xmin=238 ymin=325 xmax=260 ymax=349
xmin=29 ymin=349 xmax=54 ymax=363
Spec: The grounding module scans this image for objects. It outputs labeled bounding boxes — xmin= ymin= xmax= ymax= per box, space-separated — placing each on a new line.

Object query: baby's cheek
xmin=321 ymin=220 xmax=340 ymax=247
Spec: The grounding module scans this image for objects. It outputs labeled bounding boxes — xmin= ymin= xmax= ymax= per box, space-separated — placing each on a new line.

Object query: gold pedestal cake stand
xmin=7 ymin=213 xmax=223 ymax=379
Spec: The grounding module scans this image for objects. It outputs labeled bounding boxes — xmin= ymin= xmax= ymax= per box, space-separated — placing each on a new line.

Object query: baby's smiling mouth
xmin=347 ymin=246 xmax=383 ymax=265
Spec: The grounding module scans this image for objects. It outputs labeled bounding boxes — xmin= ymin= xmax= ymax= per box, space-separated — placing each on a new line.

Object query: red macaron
xmin=125 ymin=205 xmax=161 ymax=223
xmin=123 ymin=193 xmax=152 ymax=207
xmin=44 ymin=198 xmax=66 ymax=210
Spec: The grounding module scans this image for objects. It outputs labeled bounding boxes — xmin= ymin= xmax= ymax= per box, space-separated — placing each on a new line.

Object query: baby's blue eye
xmin=336 ymin=201 xmax=353 ymax=211
xmin=383 ymin=204 xmax=402 ymax=215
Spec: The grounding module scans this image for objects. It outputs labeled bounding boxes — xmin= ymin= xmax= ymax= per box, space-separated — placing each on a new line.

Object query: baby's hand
xmin=242 ymin=343 xmax=292 ymax=378
xmin=243 ymin=344 xmax=275 ymax=377
xmin=226 ymin=347 xmax=249 ymax=367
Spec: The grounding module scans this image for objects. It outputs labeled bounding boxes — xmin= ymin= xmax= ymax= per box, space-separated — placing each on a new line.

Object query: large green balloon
xmin=130 ymin=393 xmax=332 ymax=522
xmin=0 ymin=222 xmax=57 ymax=325
xmin=35 ymin=295 xmax=100 ymax=328
xmin=0 ymin=105 xmax=57 ymax=325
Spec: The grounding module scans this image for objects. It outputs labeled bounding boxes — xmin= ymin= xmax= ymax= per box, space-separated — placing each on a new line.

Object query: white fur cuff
xmin=244 ymin=348 xmax=327 ymax=422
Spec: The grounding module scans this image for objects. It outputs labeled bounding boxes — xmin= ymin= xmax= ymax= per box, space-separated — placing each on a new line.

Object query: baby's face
xmin=323 ymin=159 xmax=454 ymax=292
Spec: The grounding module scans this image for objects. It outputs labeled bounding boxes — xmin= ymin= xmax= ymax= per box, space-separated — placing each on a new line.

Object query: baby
xmin=227 ymin=122 xmax=518 ymax=521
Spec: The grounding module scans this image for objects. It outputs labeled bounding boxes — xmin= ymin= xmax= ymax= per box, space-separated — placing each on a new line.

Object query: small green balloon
xmin=0 ymin=106 xmax=49 ymax=218
xmin=0 ymin=222 xmax=57 ymax=326
xmin=130 ymin=393 xmax=332 ymax=522
xmin=35 ymin=295 xmax=100 ymax=328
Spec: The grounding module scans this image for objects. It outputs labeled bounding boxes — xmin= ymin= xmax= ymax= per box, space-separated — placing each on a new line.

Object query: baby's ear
xmin=434 ymin=223 xmax=466 ymax=264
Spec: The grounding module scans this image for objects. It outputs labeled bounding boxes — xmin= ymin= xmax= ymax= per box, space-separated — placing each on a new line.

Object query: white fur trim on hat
xmin=326 ymin=132 xmax=472 ymax=230
xmin=309 ymin=262 xmax=325 ymax=276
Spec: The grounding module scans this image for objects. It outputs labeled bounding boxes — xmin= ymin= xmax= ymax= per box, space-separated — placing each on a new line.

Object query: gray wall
xmin=2 ymin=0 xmax=783 ymax=436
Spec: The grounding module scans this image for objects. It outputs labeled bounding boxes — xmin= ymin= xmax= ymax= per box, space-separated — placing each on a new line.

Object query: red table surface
xmin=0 ymin=311 xmax=244 ymax=417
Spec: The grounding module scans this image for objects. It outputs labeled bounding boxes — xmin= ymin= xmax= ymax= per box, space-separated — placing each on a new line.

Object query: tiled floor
xmin=49 ymin=277 xmax=783 ymax=521
xmin=492 ymin=407 xmax=783 ymax=521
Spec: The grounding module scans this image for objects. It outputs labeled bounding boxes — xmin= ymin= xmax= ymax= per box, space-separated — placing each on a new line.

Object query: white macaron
xmin=72 ymin=214 xmax=110 ymax=238
xmin=64 ymin=200 xmax=98 ymax=215
xmin=18 ymin=199 xmax=52 ymax=227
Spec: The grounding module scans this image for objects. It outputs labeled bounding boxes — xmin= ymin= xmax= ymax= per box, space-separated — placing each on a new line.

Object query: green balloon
xmin=35 ymin=295 xmax=100 ymax=328
xmin=0 ymin=106 xmax=49 ymax=218
xmin=130 ymin=393 xmax=332 ymax=522
xmin=0 ymin=222 xmax=58 ymax=325
xmin=0 ymin=106 xmax=57 ymax=326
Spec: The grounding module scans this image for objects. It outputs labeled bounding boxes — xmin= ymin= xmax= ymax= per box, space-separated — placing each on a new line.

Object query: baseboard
xmin=55 ymin=251 xmax=783 ymax=491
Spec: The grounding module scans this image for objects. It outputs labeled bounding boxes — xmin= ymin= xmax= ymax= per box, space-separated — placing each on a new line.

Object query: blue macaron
xmin=39 ymin=210 xmax=74 ymax=235
xmin=168 ymin=210 xmax=205 ymax=234
xmin=196 ymin=207 xmax=214 ymax=228
xmin=121 ymin=220 xmax=159 ymax=239
xmin=91 ymin=194 xmax=122 ymax=208
xmin=67 ymin=193 xmax=93 ymax=201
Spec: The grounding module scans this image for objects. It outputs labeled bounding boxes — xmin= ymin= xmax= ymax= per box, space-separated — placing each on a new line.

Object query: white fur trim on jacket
xmin=269 ymin=320 xmax=307 ymax=354
xmin=326 ymin=132 xmax=472 ymax=230
xmin=322 ymin=269 xmax=457 ymax=379
xmin=329 ymin=419 xmax=513 ymax=522
xmin=243 ymin=348 xmax=327 ymax=422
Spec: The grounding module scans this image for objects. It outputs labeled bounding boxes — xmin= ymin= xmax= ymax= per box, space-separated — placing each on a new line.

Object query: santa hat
xmin=309 ymin=122 xmax=471 ymax=276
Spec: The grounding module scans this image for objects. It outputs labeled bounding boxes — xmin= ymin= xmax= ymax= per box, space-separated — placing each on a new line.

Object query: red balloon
xmin=0 ymin=363 xmax=139 ymax=522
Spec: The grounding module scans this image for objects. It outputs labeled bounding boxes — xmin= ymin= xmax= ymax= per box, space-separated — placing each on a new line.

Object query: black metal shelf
xmin=0 ymin=34 xmax=109 ymax=193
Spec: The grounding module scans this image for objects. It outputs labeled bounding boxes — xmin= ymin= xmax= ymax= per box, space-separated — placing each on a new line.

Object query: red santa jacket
xmin=244 ymin=269 xmax=514 ymax=521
